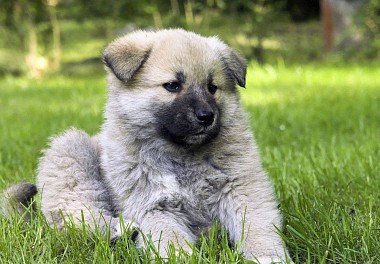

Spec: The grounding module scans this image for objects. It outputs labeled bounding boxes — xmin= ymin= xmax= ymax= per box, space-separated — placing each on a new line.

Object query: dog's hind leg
xmin=1 ymin=182 xmax=37 ymax=221
xmin=37 ymin=128 xmax=135 ymax=240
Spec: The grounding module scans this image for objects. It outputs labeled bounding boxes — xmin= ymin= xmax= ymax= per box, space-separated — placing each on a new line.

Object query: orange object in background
xmin=321 ymin=0 xmax=334 ymax=51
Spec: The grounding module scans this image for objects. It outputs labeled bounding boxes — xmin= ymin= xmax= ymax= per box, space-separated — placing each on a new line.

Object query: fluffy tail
xmin=0 ymin=182 xmax=37 ymax=221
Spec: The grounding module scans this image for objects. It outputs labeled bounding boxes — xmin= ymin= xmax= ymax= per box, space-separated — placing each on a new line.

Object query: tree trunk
xmin=170 ymin=0 xmax=180 ymax=16
xmin=24 ymin=2 xmax=39 ymax=77
xmin=253 ymin=36 xmax=265 ymax=64
xmin=152 ymin=6 xmax=163 ymax=28
xmin=185 ymin=0 xmax=194 ymax=26
xmin=46 ymin=0 xmax=61 ymax=71
xmin=321 ymin=0 xmax=334 ymax=51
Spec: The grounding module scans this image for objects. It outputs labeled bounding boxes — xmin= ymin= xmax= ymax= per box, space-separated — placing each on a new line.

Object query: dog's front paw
xmin=254 ymin=256 xmax=293 ymax=264
xmin=134 ymin=231 xmax=193 ymax=259
xmin=111 ymin=220 xmax=140 ymax=243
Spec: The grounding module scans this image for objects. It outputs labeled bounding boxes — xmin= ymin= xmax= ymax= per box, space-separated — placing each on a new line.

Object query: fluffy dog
xmin=5 ymin=29 xmax=290 ymax=263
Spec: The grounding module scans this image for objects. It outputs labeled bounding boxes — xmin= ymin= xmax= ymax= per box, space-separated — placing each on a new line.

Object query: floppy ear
xmin=208 ymin=37 xmax=247 ymax=88
xmin=102 ymin=31 xmax=153 ymax=82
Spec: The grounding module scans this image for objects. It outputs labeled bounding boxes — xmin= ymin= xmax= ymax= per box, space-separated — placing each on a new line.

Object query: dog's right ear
xmin=102 ymin=31 xmax=153 ymax=82
xmin=207 ymin=37 xmax=247 ymax=88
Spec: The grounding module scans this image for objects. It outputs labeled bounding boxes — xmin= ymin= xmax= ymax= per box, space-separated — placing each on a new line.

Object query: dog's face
xmin=103 ymin=30 xmax=246 ymax=147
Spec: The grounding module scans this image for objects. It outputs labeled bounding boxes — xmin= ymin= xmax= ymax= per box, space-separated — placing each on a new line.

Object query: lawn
xmin=0 ymin=61 xmax=379 ymax=263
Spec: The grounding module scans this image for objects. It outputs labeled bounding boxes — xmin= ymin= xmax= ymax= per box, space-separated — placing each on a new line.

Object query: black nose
xmin=195 ymin=109 xmax=214 ymax=127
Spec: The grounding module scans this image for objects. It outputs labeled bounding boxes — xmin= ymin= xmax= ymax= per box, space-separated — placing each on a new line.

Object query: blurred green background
xmin=0 ymin=0 xmax=378 ymax=77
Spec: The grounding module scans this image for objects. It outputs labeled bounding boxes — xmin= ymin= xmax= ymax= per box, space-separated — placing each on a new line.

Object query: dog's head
xmin=103 ymin=29 xmax=246 ymax=147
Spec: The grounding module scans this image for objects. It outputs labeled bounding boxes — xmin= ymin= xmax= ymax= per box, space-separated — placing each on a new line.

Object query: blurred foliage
xmin=355 ymin=0 xmax=380 ymax=59
xmin=0 ymin=0 xmax=378 ymax=77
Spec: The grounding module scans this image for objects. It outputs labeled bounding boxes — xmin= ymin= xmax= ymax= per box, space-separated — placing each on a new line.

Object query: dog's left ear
xmin=208 ymin=37 xmax=247 ymax=88
xmin=102 ymin=31 xmax=153 ymax=82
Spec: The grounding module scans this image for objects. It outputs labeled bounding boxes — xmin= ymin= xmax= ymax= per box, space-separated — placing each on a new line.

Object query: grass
xmin=0 ymin=61 xmax=379 ymax=263
xmin=244 ymin=63 xmax=379 ymax=263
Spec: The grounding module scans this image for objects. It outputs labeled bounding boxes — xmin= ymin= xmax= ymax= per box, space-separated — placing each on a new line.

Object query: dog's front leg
xmin=135 ymin=211 xmax=196 ymax=258
xmin=217 ymin=176 xmax=289 ymax=263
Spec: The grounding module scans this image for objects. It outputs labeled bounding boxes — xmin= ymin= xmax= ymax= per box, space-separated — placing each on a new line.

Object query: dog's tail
xmin=0 ymin=182 xmax=37 ymax=221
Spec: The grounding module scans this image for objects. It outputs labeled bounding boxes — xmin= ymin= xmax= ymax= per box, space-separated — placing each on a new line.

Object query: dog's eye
xmin=208 ymin=84 xmax=218 ymax=95
xmin=163 ymin=82 xmax=181 ymax=92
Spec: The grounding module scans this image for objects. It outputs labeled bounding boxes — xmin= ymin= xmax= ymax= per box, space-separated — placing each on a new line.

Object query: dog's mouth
xmin=184 ymin=132 xmax=210 ymax=146
xmin=180 ymin=124 xmax=221 ymax=146
xmin=192 ymin=129 xmax=207 ymax=136
xmin=155 ymin=104 xmax=221 ymax=147
xmin=160 ymin=125 xmax=220 ymax=147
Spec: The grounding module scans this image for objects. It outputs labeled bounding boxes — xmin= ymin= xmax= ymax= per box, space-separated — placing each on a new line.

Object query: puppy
xmin=7 ymin=29 xmax=290 ymax=263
